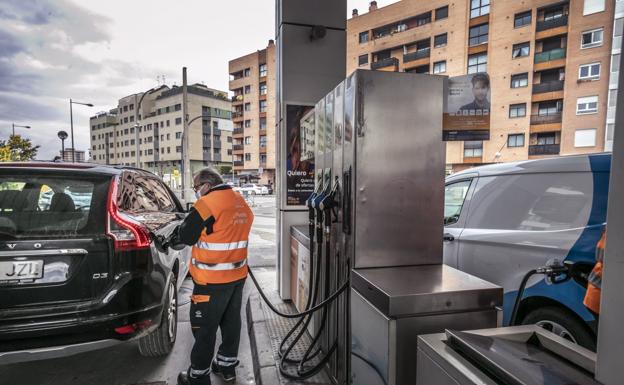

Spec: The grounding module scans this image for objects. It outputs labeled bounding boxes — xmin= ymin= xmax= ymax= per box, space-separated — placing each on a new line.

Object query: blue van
xmin=443 ymin=153 xmax=610 ymax=350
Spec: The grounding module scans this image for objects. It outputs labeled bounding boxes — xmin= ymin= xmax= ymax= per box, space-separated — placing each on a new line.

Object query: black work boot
xmin=211 ymin=359 xmax=239 ymax=382
xmin=177 ymin=368 xmax=211 ymax=385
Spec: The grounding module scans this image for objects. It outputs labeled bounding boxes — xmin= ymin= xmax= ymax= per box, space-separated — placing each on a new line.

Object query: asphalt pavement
xmin=0 ymin=196 xmax=278 ymax=385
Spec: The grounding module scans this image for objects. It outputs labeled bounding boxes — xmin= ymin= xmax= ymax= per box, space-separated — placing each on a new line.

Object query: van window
xmin=444 ymin=180 xmax=472 ymax=225
xmin=466 ymin=173 xmax=593 ymax=231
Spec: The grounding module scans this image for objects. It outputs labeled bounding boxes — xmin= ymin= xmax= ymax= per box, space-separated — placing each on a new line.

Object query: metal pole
xmin=61 ymin=139 xmax=65 ymax=159
xmin=182 ymin=67 xmax=191 ymax=201
xmin=11 ymin=123 xmax=14 ymax=137
xmin=70 ymin=99 xmax=75 ymax=162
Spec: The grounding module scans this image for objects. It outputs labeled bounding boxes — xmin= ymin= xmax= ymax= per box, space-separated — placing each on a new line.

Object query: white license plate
xmin=0 ymin=260 xmax=44 ymax=281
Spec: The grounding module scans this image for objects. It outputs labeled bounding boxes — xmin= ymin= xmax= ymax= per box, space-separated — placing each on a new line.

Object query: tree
xmin=0 ymin=135 xmax=40 ymax=162
xmin=218 ymin=164 xmax=232 ymax=176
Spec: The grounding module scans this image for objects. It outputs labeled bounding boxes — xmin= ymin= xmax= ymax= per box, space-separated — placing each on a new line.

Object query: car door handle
xmin=443 ymin=233 xmax=455 ymax=242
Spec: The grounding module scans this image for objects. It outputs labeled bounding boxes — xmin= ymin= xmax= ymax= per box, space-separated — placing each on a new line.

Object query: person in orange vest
xmin=174 ymin=168 xmax=254 ymax=385
xmin=583 ymin=229 xmax=606 ymax=317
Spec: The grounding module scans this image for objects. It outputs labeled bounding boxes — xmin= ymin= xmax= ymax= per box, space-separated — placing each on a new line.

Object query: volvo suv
xmin=0 ymin=163 xmax=190 ymax=364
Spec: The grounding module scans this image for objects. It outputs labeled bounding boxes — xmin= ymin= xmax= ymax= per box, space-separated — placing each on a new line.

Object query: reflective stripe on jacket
xmin=190 ymin=188 xmax=254 ymax=284
xmin=584 ymin=231 xmax=606 ymax=314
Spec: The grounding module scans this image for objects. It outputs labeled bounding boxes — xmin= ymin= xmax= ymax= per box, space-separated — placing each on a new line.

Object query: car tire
xmin=138 ymin=273 xmax=178 ymax=357
xmin=521 ymin=306 xmax=596 ymax=351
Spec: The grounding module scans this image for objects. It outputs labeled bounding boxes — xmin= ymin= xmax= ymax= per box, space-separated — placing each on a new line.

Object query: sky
xmin=0 ymin=0 xmax=399 ymax=159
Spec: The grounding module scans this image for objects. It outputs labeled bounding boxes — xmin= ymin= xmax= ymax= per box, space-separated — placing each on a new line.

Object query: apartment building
xmin=228 ymin=40 xmax=277 ymax=185
xmin=60 ymin=148 xmax=85 ymax=162
xmin=605 ymin=0 xmax=624 ymax=151
xmin=90 ymin=84 xmax=233 ymax=180
xmin=348 ymin=0 xmax=616 ymax=172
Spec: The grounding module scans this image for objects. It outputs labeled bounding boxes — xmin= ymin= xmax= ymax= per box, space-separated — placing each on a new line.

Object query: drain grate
xmin=261 ymin=301 xmax=327 ymax=382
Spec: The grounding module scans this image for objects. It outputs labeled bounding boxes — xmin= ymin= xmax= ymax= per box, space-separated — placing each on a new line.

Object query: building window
xmin=512 ymin=42 xmax=530 ymax=58
xmin=579 ymin=63 xmax=601 ymax=80
xmin=508 ymin=134 xmax=525 ymax=147
xmin=244 ymin=68 xmax=251 ymax=77
xmin=514 ymin=11 xmax=532 ymax=28
xmin=176 ymin=146 xmax=181 ymax=153
xmin=123 ymin=105 xmax=128 ymax=112
xmin=244 ymin=136 xmax=252 ymax=145
xmin=575 ymin=129 xmax=597 ymax=147
xmin=469 ymin=24 xmax=489 ymax=46
xmin=166 ymin=120 xmax=170 ymax=127
xmin=260 ymin=136 xmax=267 ymax=147
xmin=227 ymin=136 xmax=232 ymax=143
xmin=509 ymin=103 xmax=527 ymax=118
xmin=175 ymin=117 xmax=182 ymax=125
xmin=470 ymin=0 xmax=490 ymax=19
xmin=537 ymin=133 xmax=557 ymax=145
xmin=259 ymin=64 xmax=267 ymax=77
xmin=260 ymin=154 xmax=267 ymax=164
xmin=245 ymin=153 xmax=251 ymax=161
xmin=464 ymin=141 xmax=483 ymax=157
xmin=260 ymin=100 xmax=267 ymax=113
xmin=607 ymin=123 xmax=615 ymax=141
xmin=359 ymin=31 xmax=369 ymax=44
xmin=244 ymin=85 xmax=251 ymax=94
xmin=581 ymin=28 xmax=604 ymax=49
xmin=434 ymin=33 xmax=447 ymax=47
xmin=358 ymin=54 xmax=368 ymax=66
xmin=175 ymin=104 xmax=181 ymax=111
xmin=467 ymin=53 xmax=487 ymax=74
xmin=245 ymin=120 xmax=251 ymax=128
xmin=583 ymin=0 xmax=605 ymax=15
xmin=609 ymin=89 xmax=618 ymax=108
xmin=435 ymin=6 xmax=448 ymax=20
xmin=511 ymin=73 xmax=529 ymax=88
xmin=260 ymin=117 xmax=267 ymax=129
xmin=176 ymin=132 xmax=181 ymax=139
xmin=433 ymin=61 xmax=447 ymax=74
xmin=612 ymin=54 xmax=621 ymax=73
xmin=244 ymin=103 xmax=251 ymax=112
xmin=260 ymin=82 xmax=267 ymax=95
xmin=577 ymin=96 xmax=599 ymax=114
xmin=124 ymin=117 xmax=128 ymax=123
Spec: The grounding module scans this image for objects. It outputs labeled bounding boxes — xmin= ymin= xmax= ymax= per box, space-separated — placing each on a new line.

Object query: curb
xmin=247 ymin=294 xmax=279 ymax=385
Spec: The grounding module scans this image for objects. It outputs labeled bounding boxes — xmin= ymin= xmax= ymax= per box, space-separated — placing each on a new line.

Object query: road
xmin=0 ymin=196 xmax=278 ymax=385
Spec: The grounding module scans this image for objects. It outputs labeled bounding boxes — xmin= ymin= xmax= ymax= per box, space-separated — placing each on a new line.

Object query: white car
xmin=235 ymin=183 xmax=268 ymax=195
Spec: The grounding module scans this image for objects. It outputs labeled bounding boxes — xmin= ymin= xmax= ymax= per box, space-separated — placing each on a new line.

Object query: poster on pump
xmin=285 ymin=104 xmax=315 ymax=206
xmin=443 ymin=73 xmax=491 ymax=141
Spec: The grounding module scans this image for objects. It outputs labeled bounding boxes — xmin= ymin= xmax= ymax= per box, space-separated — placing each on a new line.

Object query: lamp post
xmin=69 ymin=99 xmax=93 ymax=162
xmin=134 ymin=87 xmax=159 ymax=168
xmin=11 ymin=123 xmax=30 ymax=137
xmin=57 ymin=130 xmax=68 ymax=160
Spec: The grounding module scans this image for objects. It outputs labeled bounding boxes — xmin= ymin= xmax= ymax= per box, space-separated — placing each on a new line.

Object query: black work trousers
xmin=189 ymin=278 xmax=245 ymax=371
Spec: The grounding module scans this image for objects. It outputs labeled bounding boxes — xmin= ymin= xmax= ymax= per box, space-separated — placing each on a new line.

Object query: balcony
xmin=213 ymin=154 xmax=222 ymax=162
xmin=233 ymin=128 xmax=244 ymax=135
xmin=532 ymin=80 xmax=564 ymax=94
xmin=534 ymin=48 xmax=566 ymax=64
xmin=233 ymin=144 xmax=244 ymax=151
xmin=259 ymin=146 xmax=267 ymax=154
xmin=403 ymin=48 xmax=430 ymax=63
xmin=529 ymin=143 xmax=560 ymax=156
xmin=232 ymin=111 xmax=244 ymax=119
xmin=234 ymin=161 xmax=244 ymax=167
xmin=259 ymin=128 xmax=267 ymax=136
xmin=530 ymin=112 xmax=562 ymax=125
xmin=536 ymin=15 xmax=568 ymax=32
xmin=213 ymin=128 xmax=222 ymax=135
xmin=232 ymin=95 xmax=243 ymax=103
xmin=213 ymin=140 xmax=222 ymax=149
xmin=371 ymin=57 xmax=399 ymax=70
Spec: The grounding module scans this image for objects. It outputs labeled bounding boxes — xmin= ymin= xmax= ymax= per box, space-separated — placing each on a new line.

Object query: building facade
xmin=90 ymin=84 xmax=233 ymax=185
xmin=60 ymin=148 xmax=85 ymax=162
xmin=228 ymin=40 xmax=277 ymax=185
xmin=348 ymin=0 xmax=617 ymax=172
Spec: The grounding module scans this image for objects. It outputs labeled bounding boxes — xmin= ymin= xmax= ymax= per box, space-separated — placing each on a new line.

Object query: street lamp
xmin=135 ymin=87 xmax=159 ymax=169
xmin=11 ymin=123 xmax=31 ymax=137
xmin=57 ymin=130 xmax=68 ymax=160
xmin=69 ymin=99 xmax=93 ymax=162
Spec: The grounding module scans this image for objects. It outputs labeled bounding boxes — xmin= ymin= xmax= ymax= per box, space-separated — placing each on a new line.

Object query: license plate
xmin=0 ymin=260 xmax=44 ymax=281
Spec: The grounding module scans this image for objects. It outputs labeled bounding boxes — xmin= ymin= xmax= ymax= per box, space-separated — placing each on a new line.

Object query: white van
xmin=443 ymin=153 xmax=611 ymax=350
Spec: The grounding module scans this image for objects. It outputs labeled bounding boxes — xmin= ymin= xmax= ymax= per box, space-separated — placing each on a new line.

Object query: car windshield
xmin=0 ymin=171 xmax=110 ymax=240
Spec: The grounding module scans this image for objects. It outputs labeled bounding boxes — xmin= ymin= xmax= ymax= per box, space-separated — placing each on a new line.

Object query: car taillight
xmin=106 ymin=178 xmax=150 ymax=251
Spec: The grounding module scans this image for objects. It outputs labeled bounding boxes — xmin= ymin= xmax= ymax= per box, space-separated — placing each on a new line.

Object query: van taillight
xmin=106 ymin=178 xmax=150 ymax=251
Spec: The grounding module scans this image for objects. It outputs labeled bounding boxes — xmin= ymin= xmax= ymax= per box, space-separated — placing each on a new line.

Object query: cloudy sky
xmin=0 ymin=0 xmax=398 ymax=159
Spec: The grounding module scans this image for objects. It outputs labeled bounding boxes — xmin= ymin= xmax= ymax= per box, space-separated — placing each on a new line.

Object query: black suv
xmin=0 ymin=163 xmax=190 ymax=364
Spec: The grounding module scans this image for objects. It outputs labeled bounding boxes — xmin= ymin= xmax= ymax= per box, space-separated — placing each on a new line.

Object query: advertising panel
xmin=443 ymin=73 xmax=491 ymax=141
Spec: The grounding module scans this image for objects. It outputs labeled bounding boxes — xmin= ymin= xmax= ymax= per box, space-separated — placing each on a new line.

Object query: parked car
xmin=236 ymin=183 xmax=269 ymax=195
xmin=443 ymin=153 xmax=610 ymax=351
xmin=0 ymin=162 xmax=191 ymax=363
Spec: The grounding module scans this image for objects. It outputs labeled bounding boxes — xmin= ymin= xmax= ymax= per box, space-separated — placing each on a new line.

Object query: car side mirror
xmin=186 ymin=202 xmax=193 ymax=212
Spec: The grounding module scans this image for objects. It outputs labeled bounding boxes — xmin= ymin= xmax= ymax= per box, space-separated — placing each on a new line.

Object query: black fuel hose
xmin=510 ymin=269 xmax=538 ymax=326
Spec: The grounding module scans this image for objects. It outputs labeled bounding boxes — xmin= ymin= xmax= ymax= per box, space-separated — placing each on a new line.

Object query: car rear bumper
xmin=0 ymin=338 xmax=121 ymax=365
xmin=0 ymin=303 xmax=163 ymax=364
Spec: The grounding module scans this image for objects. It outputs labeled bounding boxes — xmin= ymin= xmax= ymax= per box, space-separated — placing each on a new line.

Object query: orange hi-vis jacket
xmin=583 ymin=230 xmax=606 ymax=314
xmin=190 ymin=187 xmax=254 ymax=285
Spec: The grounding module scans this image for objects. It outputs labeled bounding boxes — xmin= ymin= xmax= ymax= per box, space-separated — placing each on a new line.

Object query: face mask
xmin=195 ymin=190 xmax=202 ymax=200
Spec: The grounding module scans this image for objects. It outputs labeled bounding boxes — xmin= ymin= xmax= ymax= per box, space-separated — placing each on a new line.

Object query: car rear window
xmin=0 ymin=170 xmax=110 ymax=239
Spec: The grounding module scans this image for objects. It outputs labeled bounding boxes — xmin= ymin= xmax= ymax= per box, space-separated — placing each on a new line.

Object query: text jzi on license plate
xmin=0 ymin=260 xmax=44 ymax=282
